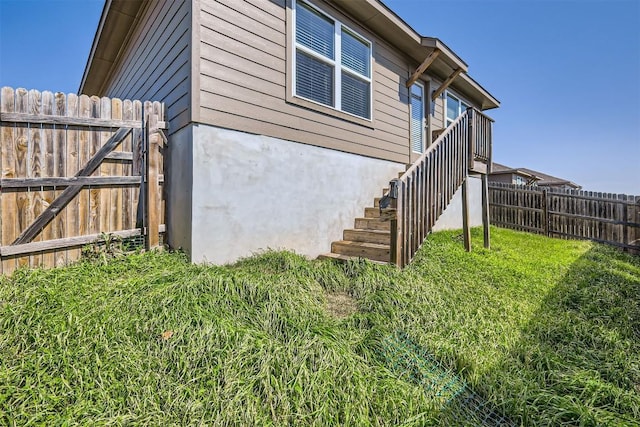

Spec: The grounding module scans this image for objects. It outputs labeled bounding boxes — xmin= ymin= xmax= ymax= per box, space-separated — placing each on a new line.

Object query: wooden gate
xmin=0 ymin=87 xmax=166 ymax=274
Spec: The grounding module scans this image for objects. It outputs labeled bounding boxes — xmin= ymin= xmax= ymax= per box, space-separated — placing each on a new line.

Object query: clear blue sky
xmin=1 ymin=0 xmax=638 ymax=194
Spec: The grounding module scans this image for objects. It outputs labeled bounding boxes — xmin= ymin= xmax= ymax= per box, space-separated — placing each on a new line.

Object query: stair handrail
xmin=387 ymin=107 xmax=493 ymax=267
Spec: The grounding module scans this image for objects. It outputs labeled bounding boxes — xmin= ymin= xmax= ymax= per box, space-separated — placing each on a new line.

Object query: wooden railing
xmin=470 ymin=108 xmax=493 ymax=164
xmin=386 ymin=108 xmax=493 ymax=267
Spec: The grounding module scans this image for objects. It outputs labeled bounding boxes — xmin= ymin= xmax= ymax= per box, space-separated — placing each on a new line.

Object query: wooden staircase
xmin=319 ymin=191 xmax=393 ymax=264
xmin=320 ymin=108 xmax=494 ymax=266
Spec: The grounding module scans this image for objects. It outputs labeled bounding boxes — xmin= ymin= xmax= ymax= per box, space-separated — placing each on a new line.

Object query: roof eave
xmin=79 ymin=0 xmax=146 ymax=96
xmin=421 ymin=37 xmax=467 ymax=71
xmin=330 ymin=0 xmax=499 ymax=109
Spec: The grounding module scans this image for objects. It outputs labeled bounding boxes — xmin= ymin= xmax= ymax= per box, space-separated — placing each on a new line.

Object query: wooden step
xmin=374 ymin=197 xmax=381 ymax=207
xmin=317 ymin=252 xmax=387 ymax=265
xmin=343 ymin=229 xmax=390 ymax=245
xmin=354 ymin=217 xmax=391 ymax=230
xmin=331 ymin=240 xmax=390 ymax=262
xmin=364 ymin=207 xmax=380 ymax=218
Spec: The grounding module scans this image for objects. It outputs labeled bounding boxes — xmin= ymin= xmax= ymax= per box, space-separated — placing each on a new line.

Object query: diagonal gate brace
xmin=11 ymin=127 xmax=133 ymax=246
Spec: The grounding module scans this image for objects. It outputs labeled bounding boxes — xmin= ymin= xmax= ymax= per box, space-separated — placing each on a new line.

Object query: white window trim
xmin=292 ymin=0 xmax=373 ymax=121
xmin=444 ymin=90 xmax=470 ymax=127
xmin=410 ymin=81 xmax=425 ymax=154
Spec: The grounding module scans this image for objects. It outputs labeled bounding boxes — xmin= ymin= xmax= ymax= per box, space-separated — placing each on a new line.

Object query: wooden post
xmin=462 ymin=176 xmax=471 ymax=252
xmin=542 ymin=188 xmax=549 ymax=236
xmin=481 ymin=173 xmax=490 ymax=249
xmin=389 ymin=180 xmax=403 ymax=267
xmin=145 ymin=107 xmax=160 ymax=250
xmin=631 ymin=196 xmax=640 ymax=255
xmin=467 ymin=108 xmax=475 ymax=171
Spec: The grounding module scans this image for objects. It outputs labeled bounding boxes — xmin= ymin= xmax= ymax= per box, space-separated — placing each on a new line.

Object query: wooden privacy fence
xmin=489 ymin=182 xmax=640 ymax=253
xmin=0 ymin=87 xmax=166 ymax=274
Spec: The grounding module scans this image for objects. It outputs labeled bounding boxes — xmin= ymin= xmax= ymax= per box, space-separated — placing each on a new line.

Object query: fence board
xmin=28 ymin=89 xmax=43 ymax=268
xmin=1 ymin=87 xmax=16 ymax=274
xmin=66 ymin=93 xmax=81 ymax=263
xmin=0 ymin=87 xmax=166 ymax=273
xmin=489 ymin=183 xmax=640 ymax=253
xmin=99 ymin=97 xmax=111 ymax=236
xmin=14 ymin=88 xmax=29 ymax=268
xmin=54 ymin=91 xmax=67 ymax=266
xmin=42 ymin=91 xmax=56 ymax=267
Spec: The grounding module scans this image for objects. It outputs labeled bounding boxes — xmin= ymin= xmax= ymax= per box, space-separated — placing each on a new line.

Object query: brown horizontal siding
xmin=432 ymin=76 xmax=445 ymax=131
xmin=200 ymin=79 xmax=407 ymax=153
xmin=200 ymin=108 xmax=407 ymax=163
xmin=102 ymin=0 xmax=191 ymax=134
xmin=203 ymin=0 xmax=285 ymax=39
xmin=197 ymin=0 xmax=412 ymax=164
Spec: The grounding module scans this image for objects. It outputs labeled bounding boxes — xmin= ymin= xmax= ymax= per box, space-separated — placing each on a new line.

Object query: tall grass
xmin=1 ymin=227 xmax=638 ymax=426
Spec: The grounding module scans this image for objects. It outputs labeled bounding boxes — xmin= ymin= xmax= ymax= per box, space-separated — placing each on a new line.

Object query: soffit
xmin=79 ymin=0 xmax=146 ymax=96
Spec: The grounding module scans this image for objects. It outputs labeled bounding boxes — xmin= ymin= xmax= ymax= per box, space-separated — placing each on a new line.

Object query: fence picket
xmin=1 ymin=87 xmax=16 ymax=274
xmin=66 ymin=93 xmax=81 ymax=263
xmin=28 ymin=89 xmax=44 ymax=268
xmin=54 ymin=92 xmax=67 ymax=266
xmin=111 ymin=97 xmax=124 ymax=233
xmin=99 ymin=96 xmax=111 ymax=235
xmin=78 ymin=94 xmax=91 ymax=238
xmin=42 ymin=91 xmax=56 ymax=268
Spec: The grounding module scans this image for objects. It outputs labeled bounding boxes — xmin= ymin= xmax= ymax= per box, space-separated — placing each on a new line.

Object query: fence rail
xmin=0 ymin=87 xmax=166 ymax=274
xmin=488 ymin=183 xmax=640 ymax=252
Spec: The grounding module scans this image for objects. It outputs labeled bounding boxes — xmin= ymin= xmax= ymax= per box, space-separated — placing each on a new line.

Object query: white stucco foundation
xmin=432 ymin=175 xmax=483 ymax=231
xmin=180 ymin=124 xmax=404 ymax=264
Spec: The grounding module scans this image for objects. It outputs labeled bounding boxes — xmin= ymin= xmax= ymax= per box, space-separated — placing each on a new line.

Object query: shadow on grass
xmin=484 ymin=244 xmax=640 ymax=426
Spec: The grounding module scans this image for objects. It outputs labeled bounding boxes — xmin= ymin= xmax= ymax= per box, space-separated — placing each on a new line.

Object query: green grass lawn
xmin=1 ymin=227 xmax=638 ymax=426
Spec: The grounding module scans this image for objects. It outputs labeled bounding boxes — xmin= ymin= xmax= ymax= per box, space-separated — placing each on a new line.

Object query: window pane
xmin=446 ymin=93 xmax=459 ymax=122
xmin=341 ymin=29 xmax=370 ymax=77
xmin=411 ymin=90 xmax=424 ymax=153
xmin=296 ymin=51 xmax=334 ymax=106
xmin=341 ymin=72 xmax=370 ymax=118
xmin=296 ymin=2 xmax=334 ymax=59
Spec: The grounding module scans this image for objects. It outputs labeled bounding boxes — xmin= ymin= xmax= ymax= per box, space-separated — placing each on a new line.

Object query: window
xmin=410 ymin=83 xmax=424 ymax=153
xmin=445 ymin=92 xmax=469 ymax=127
xmin=293 ymin=0 xmax=372 ymax=120
xmin=515 ymin=176 xmax=526 ymax=185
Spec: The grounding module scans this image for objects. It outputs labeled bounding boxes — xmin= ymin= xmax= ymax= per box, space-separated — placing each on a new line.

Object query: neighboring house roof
xmin=490 ymin=162 xmax=581 ymax=189
xmin=79 ymin=0 xmax=500 ymax=110
xmin=518 ymin=168 xmax=582 ymax=189
xmin=490 ymin=162 xmax=540 ymax=183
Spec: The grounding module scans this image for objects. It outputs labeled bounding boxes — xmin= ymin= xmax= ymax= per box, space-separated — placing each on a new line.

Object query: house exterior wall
xmin=188 ymin=124 xmax=404 ymax=264
xmin=165 ymin=125 xmax=194 ymax=253
xmin=432 ymin=176 xmax=483 ymax=231
xmin=97 ymin=0 xmax=192 ymax=134
xmin=194 ymin=0 xmax=426 ymax=164
xmin=488 ymin=174 xmax=516 ymax=185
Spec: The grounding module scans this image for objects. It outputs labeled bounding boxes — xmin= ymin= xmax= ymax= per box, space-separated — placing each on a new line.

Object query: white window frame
xmin=292 ymin=0 xmax=373 ymax=121
xmin=410 ymin=81 xmax=425 ymax=153
xmin=445 ymin=91 xmax=470 ymax=127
